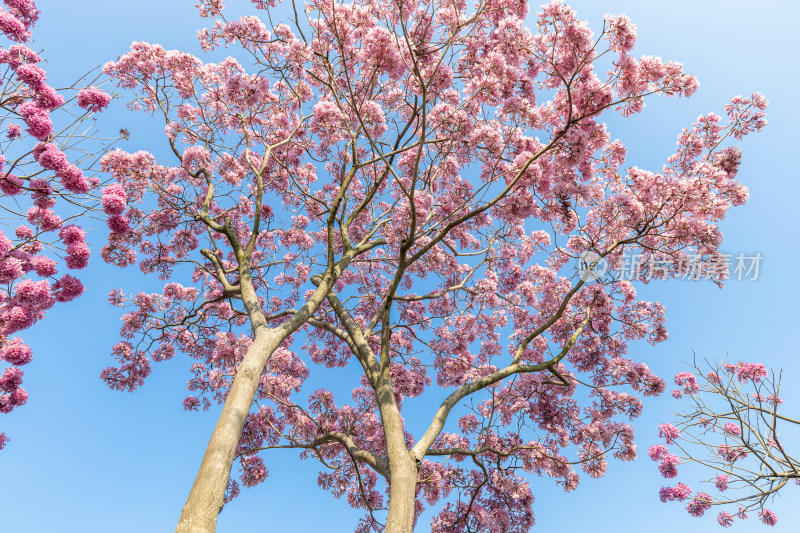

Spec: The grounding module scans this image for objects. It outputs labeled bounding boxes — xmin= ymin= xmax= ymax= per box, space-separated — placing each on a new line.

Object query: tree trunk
xmin=175 ymin=331 xmax=280 ymax=533
xmin=385 ymin=450 xmax=419 ymax=533
xmin=376 ymin=369 xmax=420 ymax=533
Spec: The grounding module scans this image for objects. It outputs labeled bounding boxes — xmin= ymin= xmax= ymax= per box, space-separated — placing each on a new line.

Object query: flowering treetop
xmin=99 ymin=1 xmax=766 ymax=531
xmin=0 ymin=0 xmax=112 ymax=449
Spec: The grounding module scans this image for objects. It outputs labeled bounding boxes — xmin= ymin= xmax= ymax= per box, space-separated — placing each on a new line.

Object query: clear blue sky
xmin=1 ymin=1 xmax=798 ymax=531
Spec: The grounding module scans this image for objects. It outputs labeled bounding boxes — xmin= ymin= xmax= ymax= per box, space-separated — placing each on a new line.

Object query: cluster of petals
xmin=101 ymin=183 xmax=129 ymax=235
xmin=724 ymin=361 xmax=767 ymax=382
xmin=34 ymin=143 xmax=91 ymax=194
xmin=686 ymin=492 xmax=713 ymax=517
xmin=77 ymin=87 xmax=111 ymax=112
xmin=0 ymin=0 xmax=108 ymax=448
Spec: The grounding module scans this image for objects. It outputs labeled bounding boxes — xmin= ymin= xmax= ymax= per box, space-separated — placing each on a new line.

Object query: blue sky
xmin=1 ymin=1 xmax=799 ymax=531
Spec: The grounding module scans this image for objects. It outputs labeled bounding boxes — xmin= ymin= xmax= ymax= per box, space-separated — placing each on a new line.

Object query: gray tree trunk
xmin=384 ymin=450 xmax=419 ymax=533
xmin=175 ymin=332 xmax=278 ymax=533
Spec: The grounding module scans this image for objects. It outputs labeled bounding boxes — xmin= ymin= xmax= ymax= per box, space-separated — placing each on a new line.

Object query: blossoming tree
xmin=0 ymin=0 xmax=112 ymax=449
xmin=651 ymin=360 xmax=796 ymax=528
xmin=99 ymin=0 xmax=766 ymax=531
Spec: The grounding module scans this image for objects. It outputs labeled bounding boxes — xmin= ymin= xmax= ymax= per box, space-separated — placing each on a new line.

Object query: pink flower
xmin=0 ymin=9 xmax=30 ymax=42
xmin=6 ymin=123 xmax=21 ymax=138
xmin=36 ymin=208 xmax=62 ymax=231
xmin=0 ymin=395 xmax=13 ymax=414
xmin=13 ymin=279 xmax=55 ymax=311
xmin=0 ymin=257 xmax=24 ymax=282
xmin=100 ymin=342 xmax=152 ymax=391
xmin=723 ymin=423 xmax=740 ymax=437
xmin=108 ymin=289 xmax=125 ymax=306
xmin=659 ymin=483 xmax=692 ymax=502
xmin=10 ymin=387 xmax=28 ymax=406
xmin=658 ymin=423 xmax=681 ymax=444
xmin=4 ymin=0 xmax=39 ymax=31
xmin=717 ymin=511 xmax=734 ymax=527
xmin=107 ymin=215 xmax=131 ymax=234
xmin=648 ymin=444 xmax=668 ymax=461
xmin=767 ymin=395 xmax=782 ymax=405
xmin=35 ymin=85 xmax=64 ymax=111
xmin=674 ymin=371 xmax=699 ymax=393
xmin=65 ymin=240 xmax=90 ymax=269
xmin=15 ymin=63 xmax=46 ymax=89
xmin=759 ymin=509 xmax=777 ymax=526
xmin=183 ymin=396 xmax=200 ymax=411
xmin=223 ymin=478 xmax=240 ymax=504
xmin=0 ymin=231 xmax=11 ymax=255
xmin=658 ymin=453 xmax=681 ymax=478
xmin=1 ymin=306 xmax=35 ymax=335
xmin=605 ymin=14 xmax=637 ymax=53
xmin=77 ymin=87 xmax=111 ymax=112
xmin=717 ymin=444 xmax=748 ymax=463
xmin=58 ymin=164 xmax=90 ymax=194
xmin=1 ymin=338 xmax=32 ymax=365
xmin=58 ymin=224 xmax=86 ymax=245
xmin=51 ymin=274 xmax=84 ymax=302
xmin=724 ymin=361 xmax=767 ymax=382
xmin=1 ymin=44 xmax=40 ymax=68
xmin=18 ymin=101 xmax=53 ymax=140
xmin=0 ymin=367 xmax=24 ymax=393
xmin=686 ymin=492 xmax=713 ymax=517
xmin=240 ymin=455 xmax=268 ymax=487
xmin=0 ymin=173 xmax=23 ymax=195
xmin=181 ymin=145 xmax=211 ymax=171
xmin=715 ymin=474 xmax=729 ymax=492
xmin=15 ymin=225 xmax=32 ymax=239
xmin=360 ymin=100 xmax=387 ymax=138
xmin=101 ymin=183 xmax=128 ymax=215
xmin=30 ymin=255 xmax=57 ymax=277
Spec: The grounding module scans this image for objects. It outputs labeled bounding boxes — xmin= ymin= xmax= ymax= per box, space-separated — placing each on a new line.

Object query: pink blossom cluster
xmin=0 ymin=2 xmax=71 ymax=142
xmin=658 ymin=423 xmax=680 ymax=444
xmin=1 ymin=0 xmax=110 ymax=449
xmin=656 ymin=451 xmax=681 ymax=479
xmin=726 ymin=93 xmax=768 ymax=139
xmin=659 ymin=483 xmax=692 ymax=502
xmin=0 ymin=339 xmax=31 ymax=413
xmin=759 ymin=509 xmax=778 ymax=526
xmin=717 ymin=511 xmax=734 ymax=527
xmin=58 ymin=225 xmax=90 ymax=269
xmin=724 ymin=361 xmax=767 ymax=382
xmin=101 ymin=183 xmax=129 ymax=235
xmin=100 ymin=341 xmax=152 ymax=392
xmin=0 ymin=0 xmax=38 ymax=42
xmin=722 ymin=423 xmax=740 ymax=437
xmin=751 ymin=392 xmax=782 ymax=405
xmin=716 ymin=444 xmax=748 ymax=463
xmin=673 ymin=371 xmax=699 ymax=395
xmin=686 ymin=492 xmax=713 ymax=517
xmin=77 ymin=86 xmax=111 ymax=112
xmin=34 ymin=143 xmax=91 ymax=194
